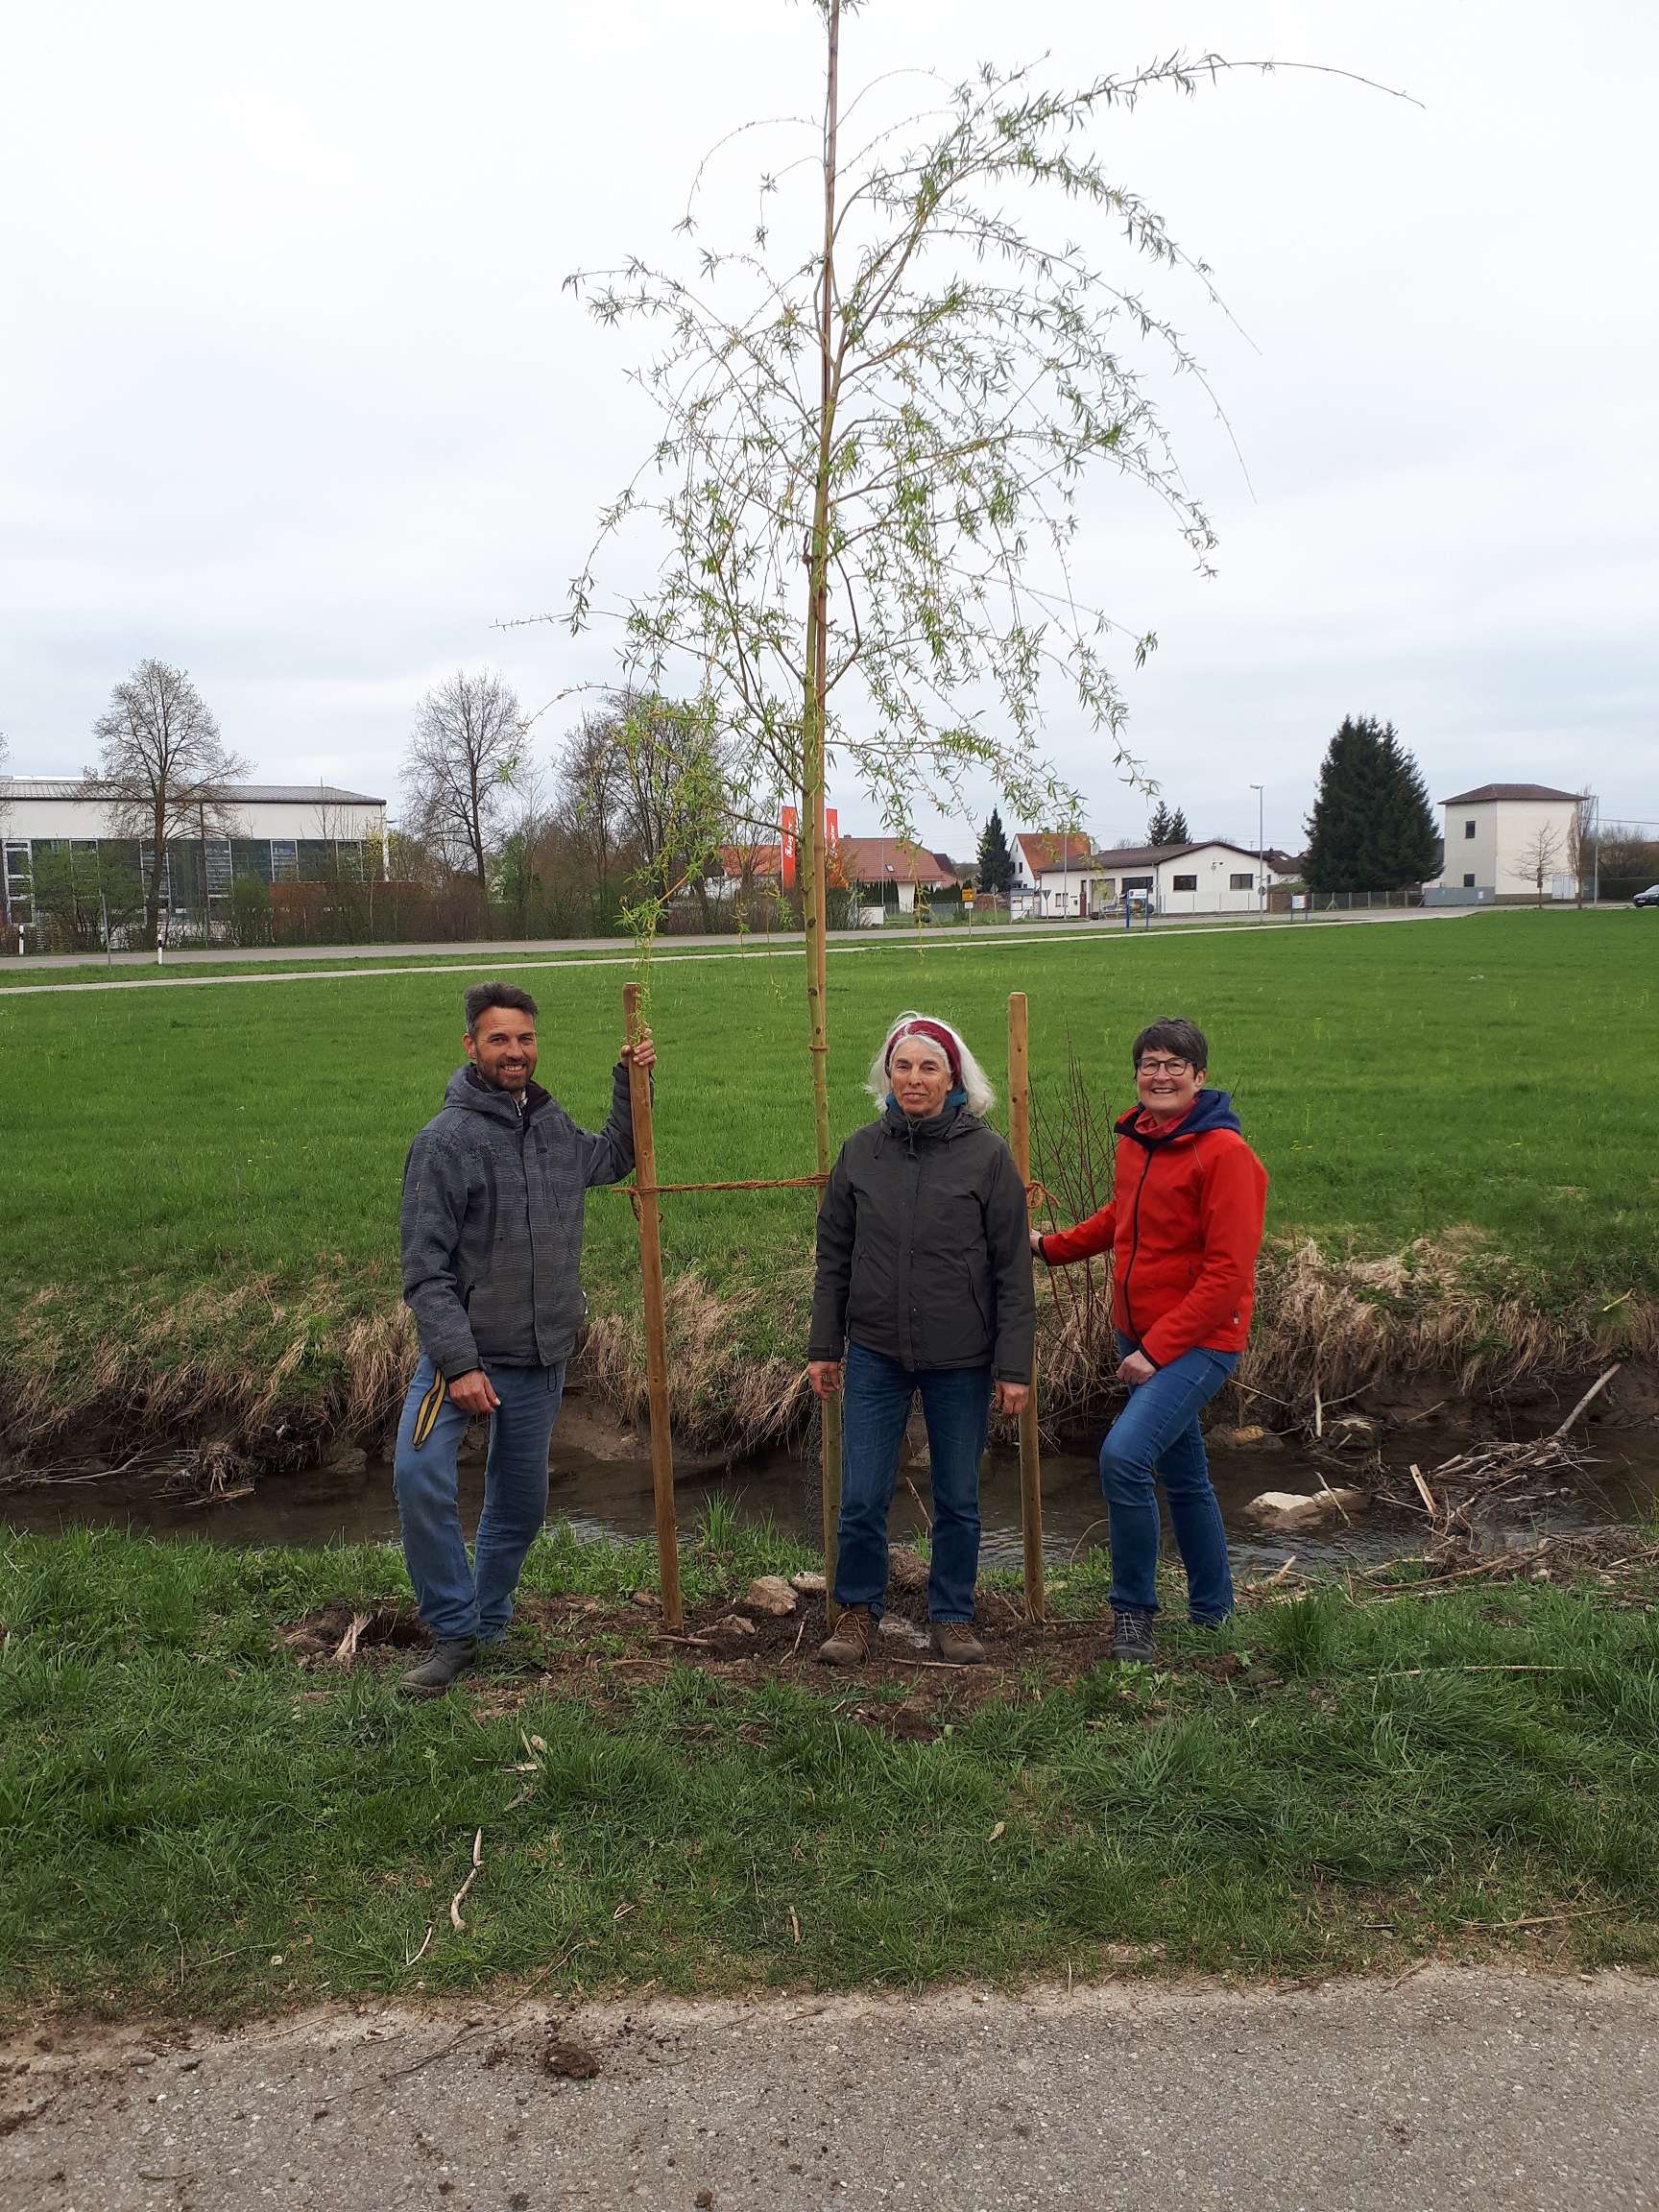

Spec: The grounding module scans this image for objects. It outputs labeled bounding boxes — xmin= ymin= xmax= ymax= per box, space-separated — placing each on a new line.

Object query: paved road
xmin=3 ymin=1966 xmax=1653 ymax=2211
xmin=0 ymin=907 xmax=1467 ymax=998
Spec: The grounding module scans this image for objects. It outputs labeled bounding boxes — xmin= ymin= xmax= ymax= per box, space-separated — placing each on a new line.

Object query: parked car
xmin=1634 ymin=884 xmax=1659 ymax=907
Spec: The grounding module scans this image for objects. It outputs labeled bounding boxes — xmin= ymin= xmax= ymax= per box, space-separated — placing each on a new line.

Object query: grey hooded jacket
xmin=400 ymin=1063 xmax=637 ymax=1375
xmin=808 ymin=1102 xmax=1036 ymax=1382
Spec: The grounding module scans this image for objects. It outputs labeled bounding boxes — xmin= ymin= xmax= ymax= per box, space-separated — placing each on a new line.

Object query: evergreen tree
xmin=1303 ymin=717 xmax=1439 ymax=891
xmin=977 ymin=807 xmax=1016 ymax=897
xmin=1166 ymin=805 xmax=1190 ymax=844
xmin=1146 ymin=799 xmax=1172 ymax=845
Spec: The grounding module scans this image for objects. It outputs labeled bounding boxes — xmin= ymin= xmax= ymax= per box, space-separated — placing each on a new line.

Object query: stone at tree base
xmin=789 ymin=1571 xmax=828 ymax=1595
xmin=709 ymin=1612 xmax=757 ymax=1638
xmin=887 ymin=1547 xmax=930 ymax=1594
xmin=1245 ymin=1488 xmax=1367 ymax=1533
xmin=743 ymin=1575 xmax=799 ymax=1617
xmin=878 ymin=1615 xmax=928 ymax=1648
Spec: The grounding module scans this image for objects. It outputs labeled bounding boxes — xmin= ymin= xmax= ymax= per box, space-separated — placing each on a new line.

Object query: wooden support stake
xmin=623 ymin=983 xmax=682 ymax=1627
xmin=1007 ymin=993 xmax=1045 ymax=1621
xmin=821 ymin=1389 xmax=843 ymax=1630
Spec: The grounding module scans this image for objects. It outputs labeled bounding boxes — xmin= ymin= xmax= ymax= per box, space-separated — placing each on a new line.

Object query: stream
xmin=5 ymin=1388 xmax=1656 ymax=1575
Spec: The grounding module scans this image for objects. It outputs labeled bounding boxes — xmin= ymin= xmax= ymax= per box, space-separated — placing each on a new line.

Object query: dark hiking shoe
xmin=1111 ymin=1609 xmax=1156 ymax=1664
xmin=930 ymin=1621 xmax=986 ymax=1665
xmin=816 ymin=1605 xmax=878 ymax=1666
xmin=398 ymin=1638 xmax=478 ymax=1698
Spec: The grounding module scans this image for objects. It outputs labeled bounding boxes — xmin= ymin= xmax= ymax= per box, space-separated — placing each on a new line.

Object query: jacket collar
xmin=1116 ymin=1086 xmax=1241 ymax=1151
xmin=878 ymin=1097 xmax=976 ymax=1152
xmin=445 ymin=1064 xmax=552 ymax=1122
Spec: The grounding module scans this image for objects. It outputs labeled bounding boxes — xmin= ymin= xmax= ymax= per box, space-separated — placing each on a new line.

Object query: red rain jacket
xmin=1037 ymin=1088 xmax=1267 ymax=1366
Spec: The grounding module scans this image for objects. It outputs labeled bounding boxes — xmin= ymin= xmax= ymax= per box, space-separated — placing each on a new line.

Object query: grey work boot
xmin=1110 ymin=1609 xmax=1156 ymax=1664
xmin=929 ymin=1620 xmax=986 ymax=1665
xmin=816 ymin=1604 xmax=878 ymax=1666
xmin=398 ymin=1637 xmax=478 ymax=1698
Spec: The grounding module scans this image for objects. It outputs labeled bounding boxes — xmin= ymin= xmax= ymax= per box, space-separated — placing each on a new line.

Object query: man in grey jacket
xmin=394 ymin=981 xmax=654 ymax=1695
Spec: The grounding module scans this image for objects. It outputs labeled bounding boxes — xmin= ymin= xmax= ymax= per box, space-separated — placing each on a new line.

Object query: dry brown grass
xmin=2 ymin=1232 xmax=1653 ymax=1475
xmin=0 ymin=1271 xmax=416 ymax=1471
xmin=574 ymin=1263 xmax=815 ymax=1449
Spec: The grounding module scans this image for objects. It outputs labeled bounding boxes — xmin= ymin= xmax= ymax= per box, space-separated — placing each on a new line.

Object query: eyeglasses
xmin=1136 ymin=1056 xmax=1192 ymax=1076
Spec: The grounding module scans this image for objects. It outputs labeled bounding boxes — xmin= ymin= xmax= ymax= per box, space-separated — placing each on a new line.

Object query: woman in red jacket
xmin=1034 ymin=1018 xmax=1267 ymax=1662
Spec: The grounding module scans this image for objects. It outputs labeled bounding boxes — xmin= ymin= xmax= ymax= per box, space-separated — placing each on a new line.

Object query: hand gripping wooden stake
xmin=623 ymin=983 xmax=683 ymax=1627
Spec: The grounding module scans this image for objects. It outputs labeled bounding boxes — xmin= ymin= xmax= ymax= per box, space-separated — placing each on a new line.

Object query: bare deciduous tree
xmin=402 ymin=670 xmax=524 ymax=914
xmin=1517 ymin=820 xmax=1564 ymax=907
xmin=555 ymin=705 xmax=634 ymax=919
xmin=84 ymin=660 xmax=249 ymax=948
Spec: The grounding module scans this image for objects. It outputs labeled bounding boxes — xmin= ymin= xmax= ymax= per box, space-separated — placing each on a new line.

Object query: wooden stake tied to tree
xmin=623 ymin=981 xmax=683 ymax=1627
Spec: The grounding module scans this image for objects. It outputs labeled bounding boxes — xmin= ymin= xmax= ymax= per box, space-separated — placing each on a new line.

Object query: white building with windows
xmin=1012 ymin=831 xmax=1095 ymax=918
xmin=0 ymin=778 xmax=388 ymax=928
xmin=1428 ymin=782 xmax=1583 ymax=903
xmin=1090 ymin=840 xmax=1295 ymax=916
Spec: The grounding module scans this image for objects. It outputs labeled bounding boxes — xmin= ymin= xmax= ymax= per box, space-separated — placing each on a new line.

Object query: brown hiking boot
xmin=930 ymin=1621 xmax=986 ymax=1665
xmin=816 ymin=1604 xmax=878 ymax=1666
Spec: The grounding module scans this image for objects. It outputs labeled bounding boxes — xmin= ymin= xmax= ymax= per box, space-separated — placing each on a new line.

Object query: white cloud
xmin=1 ymin=0 xmax=1653 ymax=852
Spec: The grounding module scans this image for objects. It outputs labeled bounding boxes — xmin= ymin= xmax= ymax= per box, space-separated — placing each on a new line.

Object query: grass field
xmin=1 ymin=1519 xmax=1655 ymax=2014
xmin=0 ymin=908 xmax=1654 ymax=1453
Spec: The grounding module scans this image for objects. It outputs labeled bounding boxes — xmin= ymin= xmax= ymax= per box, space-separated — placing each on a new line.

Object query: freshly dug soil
xmin=278 ymin=1582 xmax=1248 ymax=1741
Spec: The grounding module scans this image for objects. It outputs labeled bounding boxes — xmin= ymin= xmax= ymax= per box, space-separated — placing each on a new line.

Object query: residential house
xmin=1012 ymin=831 xmax=1094 ymax=919
xmin=836 ymin=836 xmax=958 ymax=920
xmin=1427 ymin=783 xmax=1584 ymax=903
xmin=1089 ymin=840 xmax=1296 ymax=917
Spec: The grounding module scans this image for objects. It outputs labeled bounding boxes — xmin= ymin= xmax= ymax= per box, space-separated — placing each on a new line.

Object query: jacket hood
xmin=444 ymin=1065 xmax=551 ymax=1119
xmin=1117 ymin=1087 xmax=1241 ymax=1148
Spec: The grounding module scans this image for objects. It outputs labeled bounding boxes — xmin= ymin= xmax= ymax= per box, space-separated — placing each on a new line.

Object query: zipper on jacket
xmin=519 ymin=1109 xmax=539 ymax=1360
xmin=1119 ymin=1146 xmax=1151 ymax=1341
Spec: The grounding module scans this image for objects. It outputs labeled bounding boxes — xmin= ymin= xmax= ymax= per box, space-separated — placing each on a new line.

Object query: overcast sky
xmin=2 ymin=0 xmax=1654 ymax=855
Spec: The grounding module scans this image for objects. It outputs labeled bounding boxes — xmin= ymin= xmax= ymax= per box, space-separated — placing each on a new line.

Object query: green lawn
xmin=1 ymin=1520 xmax=1654 ymax=2014
xmin=0 ymin=909 xmax=1653 ymax=1436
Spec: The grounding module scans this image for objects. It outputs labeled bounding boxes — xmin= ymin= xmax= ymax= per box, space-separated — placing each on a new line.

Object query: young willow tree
xmin=569 ymin=2 xmax=1244 ymax=1177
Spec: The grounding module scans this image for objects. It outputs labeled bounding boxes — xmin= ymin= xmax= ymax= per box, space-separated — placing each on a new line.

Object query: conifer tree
xmin=1166 ymin=805 xmax=1190 ymax=844
xmin=1304 ymin=717 xmax=1438 ymax=891
xmin=1146 ymin=800 xmax=1172 ymax=845
xmin=977 ymin=807 xmax=1016 ymax=898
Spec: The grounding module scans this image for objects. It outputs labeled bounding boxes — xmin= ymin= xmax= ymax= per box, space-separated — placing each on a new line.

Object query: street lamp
xmin=1249 ymin=783 xmax=1264 ymax=921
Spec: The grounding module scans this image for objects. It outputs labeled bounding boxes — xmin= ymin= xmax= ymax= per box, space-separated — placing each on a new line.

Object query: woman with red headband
xmin=807 ymin=1012 xmax=1036 ymax=1665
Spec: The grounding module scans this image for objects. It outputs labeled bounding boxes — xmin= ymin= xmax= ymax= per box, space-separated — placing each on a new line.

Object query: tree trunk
xmin=802 ymin=0 xmax=841 ymax=1189
xmin=147 ymin=791 xmax=169 ymax=950
xmin=804 ymin=0 xmax=844 ymax=1608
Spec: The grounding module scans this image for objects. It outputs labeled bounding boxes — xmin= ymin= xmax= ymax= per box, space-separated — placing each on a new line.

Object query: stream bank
xmin=4 ymin=1382 xmax=1654 ymax=1578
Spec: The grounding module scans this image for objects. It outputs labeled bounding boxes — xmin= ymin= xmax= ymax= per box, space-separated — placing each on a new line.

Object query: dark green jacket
xmin=808 ymin=1103 xmax=1036 ymax=1382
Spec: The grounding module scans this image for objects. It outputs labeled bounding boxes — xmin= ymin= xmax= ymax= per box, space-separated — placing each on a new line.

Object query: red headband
xmin=885 ymin=1019 xmax=961 ymax=1086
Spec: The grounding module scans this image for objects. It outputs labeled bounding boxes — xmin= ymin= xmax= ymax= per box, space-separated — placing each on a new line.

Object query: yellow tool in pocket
xmin=412 ymin=1368 xmax=448 ymax=1448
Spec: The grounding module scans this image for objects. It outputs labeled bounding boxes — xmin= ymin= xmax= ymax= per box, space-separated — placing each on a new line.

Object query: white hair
xmin=866 ymin=1011 xmax=997 ymax=1118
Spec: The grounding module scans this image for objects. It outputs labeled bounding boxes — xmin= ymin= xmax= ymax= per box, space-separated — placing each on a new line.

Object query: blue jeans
xmin=835 ymin=1344 xmax=992 ymax=1623
xmin=1099 ymin=1331 xmax=1238 ymax=1623
xmin=394 ymin=1353 xmax=566 ymax=1644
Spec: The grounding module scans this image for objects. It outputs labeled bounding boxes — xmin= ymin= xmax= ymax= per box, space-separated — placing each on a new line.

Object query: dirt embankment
xmin=1 ymin=1232 xmax=1654 ymax=1481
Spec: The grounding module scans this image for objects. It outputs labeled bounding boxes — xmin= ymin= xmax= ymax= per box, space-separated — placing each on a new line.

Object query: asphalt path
xmin=3 ymin=1965 xmax=1652 ymax=2211
xmin=0 ymin=908 xmax=1466 ymax=998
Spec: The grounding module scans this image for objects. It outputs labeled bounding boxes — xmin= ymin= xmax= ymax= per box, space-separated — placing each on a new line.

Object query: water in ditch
xmin=5 ymin=1387 xmax=1655 ymax=1577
